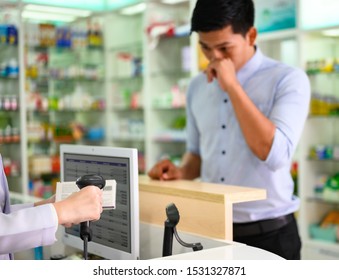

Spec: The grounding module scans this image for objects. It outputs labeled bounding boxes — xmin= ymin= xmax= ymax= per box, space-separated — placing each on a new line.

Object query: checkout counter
xmin=139 ymin=175 xmax=282 ymax=260
xmin=139 ymin=175 xmax=266 ymax=241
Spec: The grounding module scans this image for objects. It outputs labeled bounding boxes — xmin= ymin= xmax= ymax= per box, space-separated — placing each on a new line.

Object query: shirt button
xmin=222 ymin=150 xmax=226 ymax=155
xmin=224 ymin=99 xmax=228 ymax=103
xmin=221 ymin=177 xmax=225 ymax=182
xmin=221 ymin=125 xmax=226 ymax=129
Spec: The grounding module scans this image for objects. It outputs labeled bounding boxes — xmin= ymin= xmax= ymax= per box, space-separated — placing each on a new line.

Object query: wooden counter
xmin=139 ymin=175 xmax=266 ymax=240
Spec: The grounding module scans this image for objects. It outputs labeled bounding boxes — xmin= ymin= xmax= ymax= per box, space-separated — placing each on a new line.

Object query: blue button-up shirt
xmin=186 ymin=47 xmax=310 ymax=222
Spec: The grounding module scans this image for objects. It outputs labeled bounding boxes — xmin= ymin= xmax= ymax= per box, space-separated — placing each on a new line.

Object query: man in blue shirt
xmin=148 ymin=0 xmax=310 ymax=259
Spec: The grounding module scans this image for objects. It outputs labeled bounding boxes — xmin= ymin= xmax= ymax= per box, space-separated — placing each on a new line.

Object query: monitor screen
xmin=59 ymin=144 xmax=139 ymax=260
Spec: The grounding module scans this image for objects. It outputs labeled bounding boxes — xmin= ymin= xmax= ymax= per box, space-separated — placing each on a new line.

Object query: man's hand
xmin=206 ymin=58 xmax=239 ymax=93
xmin=147 ymin=159 xmax=182 ymax=181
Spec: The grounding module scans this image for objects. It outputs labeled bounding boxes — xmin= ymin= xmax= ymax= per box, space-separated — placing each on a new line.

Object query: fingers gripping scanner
xmin=162 ymin=203 xmax=203 ymax=257
xmin=76 ymin=174 xmax=105 ymax=260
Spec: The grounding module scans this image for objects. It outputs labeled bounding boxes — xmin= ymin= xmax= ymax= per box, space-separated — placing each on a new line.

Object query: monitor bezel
xmin=59 ymin=144 xmax=140 ymax=260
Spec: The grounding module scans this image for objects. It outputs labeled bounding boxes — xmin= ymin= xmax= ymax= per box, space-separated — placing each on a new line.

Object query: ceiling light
xmin=24 ymin=4 xmax=92 ymax=17
xmin=120 ymin=3 xmax=146 ymax=15
xmin=322 ymin=29 xmax=339 ymax=37
xmin=22 ymin=11 xmax=76 ymax=22
xmin=161 ymin=0 xmax=189 ymax=4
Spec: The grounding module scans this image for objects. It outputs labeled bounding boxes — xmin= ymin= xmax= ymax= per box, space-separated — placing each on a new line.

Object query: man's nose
xmin=210 ymin=49 xmax=223 ymax=60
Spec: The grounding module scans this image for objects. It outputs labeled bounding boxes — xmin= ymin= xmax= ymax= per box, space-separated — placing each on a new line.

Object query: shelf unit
xmin=0 ymin=2 xmax=108 ymax=195
xmin=298 ymin=28 xmax=339 ymax=259
xmin=143 ymin=0 xmax=196 ymax=169
xmin=0 ymin=1 xmax=25 ymax=194
xmin=23 ymin=16 xmax=106 ymax=197
xmin=104 ymin=1 xmax=198 ymax=172
xmin=103 ymin=10 xmax=146 ymax=173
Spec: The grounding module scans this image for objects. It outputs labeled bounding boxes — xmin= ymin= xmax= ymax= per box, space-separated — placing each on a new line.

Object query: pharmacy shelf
xmin=103 ymin=10 xmax=145 ymax=173
xmin=298 ymin=26 xmax=339 ymax=259
xmin=0 ymin=2 xmax=23 ymax=194
xmin=143 ymin=0 xmax=195 ymax=170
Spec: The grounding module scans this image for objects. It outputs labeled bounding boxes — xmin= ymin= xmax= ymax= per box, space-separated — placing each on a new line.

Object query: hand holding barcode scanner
xmin=76 ymin=174 xmax=105 ymax=260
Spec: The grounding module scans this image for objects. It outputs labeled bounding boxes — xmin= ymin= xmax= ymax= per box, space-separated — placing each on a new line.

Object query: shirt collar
xmin=236 ymin=46 xmax=263 ymax=86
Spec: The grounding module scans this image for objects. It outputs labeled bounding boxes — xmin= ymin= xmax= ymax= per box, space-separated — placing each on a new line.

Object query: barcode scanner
xmin=162 ymin=203 xmax=203 ymax=257
xmin=76 ymin=174 xmax=105 ymax=260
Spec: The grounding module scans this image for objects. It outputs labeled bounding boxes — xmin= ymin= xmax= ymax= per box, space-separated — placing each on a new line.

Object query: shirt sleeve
xmin=264 ymin=67 xmax=311 ymax=171
xmin=0 ymin=204 xmax=58 ymax=254
xmin=186 ymin=77 xmax=201 ymax=155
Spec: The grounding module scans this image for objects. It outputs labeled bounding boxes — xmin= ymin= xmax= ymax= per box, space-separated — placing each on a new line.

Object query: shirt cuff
xmin=264 ymin=128 xmax=290 ymax=171
xmin=38 ymin=204 xmax=58 ymax=245
xmin=48 ymin=204 xmax=59 ymax=228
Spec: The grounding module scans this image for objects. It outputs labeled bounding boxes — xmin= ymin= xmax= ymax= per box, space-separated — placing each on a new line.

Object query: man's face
xmin=198 ymin=25 xmax=256 ymax=72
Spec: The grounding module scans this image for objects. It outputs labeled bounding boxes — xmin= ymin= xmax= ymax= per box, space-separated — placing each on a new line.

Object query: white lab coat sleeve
xmin=0 ymin=204 xmax=58 ymax=254
xmin=10 ymin=203 xmax=34 ymax=212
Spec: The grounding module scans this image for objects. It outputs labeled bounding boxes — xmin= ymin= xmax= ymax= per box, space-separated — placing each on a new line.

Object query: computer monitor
xmin=59 ymin=144 xmax=139 ymax=260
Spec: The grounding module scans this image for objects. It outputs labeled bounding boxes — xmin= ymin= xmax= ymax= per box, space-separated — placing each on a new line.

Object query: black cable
xmin=173 ymin=227 xmax=203 ymax=251
xmin=83 ymin=235 xmax=88 ymax=260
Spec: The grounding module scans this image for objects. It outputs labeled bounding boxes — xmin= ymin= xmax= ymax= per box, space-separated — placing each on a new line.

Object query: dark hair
xmin=191 ymin=0 xmax=255 ymax=36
